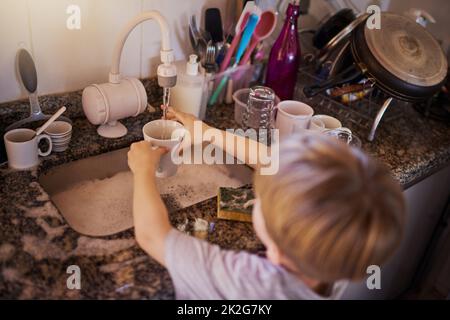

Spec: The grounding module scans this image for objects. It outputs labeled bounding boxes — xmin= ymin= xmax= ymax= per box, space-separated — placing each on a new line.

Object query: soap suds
xmin=51 ymin=171 xmax=134 ymax=237
xmin=155 ymin=164 xmax=246 ymax=208
xmin=49 ymin=164 xmax=247 ymax=236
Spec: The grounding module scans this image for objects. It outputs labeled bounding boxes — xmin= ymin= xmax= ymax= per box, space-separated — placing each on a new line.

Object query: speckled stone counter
xmin=0 ymin=79 xmax=263 ymax=299
xmin=205 ymin=102 xmax=450 ymax=189
xmin=0 ymin=78 xmax=449 ymax=299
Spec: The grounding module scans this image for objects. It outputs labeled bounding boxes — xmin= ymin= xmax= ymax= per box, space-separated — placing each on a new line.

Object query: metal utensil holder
xmin=295 ymin=62 xmax=408 ymax=141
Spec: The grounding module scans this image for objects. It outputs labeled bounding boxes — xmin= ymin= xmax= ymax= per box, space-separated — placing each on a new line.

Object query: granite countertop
xmin=0 ymin=78 xmax=449 ymax=299
xmin=209 ymin=99 xmax=450 ymax=188
xmin=0 ymin=80 xmax=263 ymax=299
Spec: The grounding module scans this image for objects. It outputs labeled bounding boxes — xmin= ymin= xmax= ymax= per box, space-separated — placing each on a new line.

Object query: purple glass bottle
xmin=265 ymin=2 xmax=301 ymax=101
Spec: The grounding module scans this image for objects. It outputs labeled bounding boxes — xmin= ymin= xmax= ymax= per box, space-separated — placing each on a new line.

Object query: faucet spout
xmin=109 ymin=11 xmax=174 ymax=84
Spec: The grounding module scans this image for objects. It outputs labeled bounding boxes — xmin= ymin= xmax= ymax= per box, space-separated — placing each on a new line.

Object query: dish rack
xmin=294 ymin=62 xmax=409 ymax=141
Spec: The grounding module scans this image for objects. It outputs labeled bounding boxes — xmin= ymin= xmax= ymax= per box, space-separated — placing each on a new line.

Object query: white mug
xmin=275 ymin=101 xmax=314 ymax=139
xmin=142 ymin=120 xmax=185 ymax=178
xmin=312 ymin=115 xmax=342 ymax=131
xmin=4 ymin=128 xmax=53 ymax=170
xmin=309 ymin=117 xmax=325 ymax=131
xmin=312 ymin=115 xmax=355 ymax=139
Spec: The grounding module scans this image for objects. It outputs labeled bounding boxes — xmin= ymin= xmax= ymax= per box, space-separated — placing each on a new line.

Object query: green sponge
xmin=217 ymin=185 xmax=255 ymax=222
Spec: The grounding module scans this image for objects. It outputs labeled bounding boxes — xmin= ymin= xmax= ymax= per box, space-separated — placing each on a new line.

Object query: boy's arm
xmin=128 ymin=141 xmax=172 ymax=266
xmin=164 ymin=106 xmax=270 ymax=171
xmin=205 ymin=126 xmax=269 ymax=171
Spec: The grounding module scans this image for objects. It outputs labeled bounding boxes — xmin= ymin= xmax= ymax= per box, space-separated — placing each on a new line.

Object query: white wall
xmin=388 ymin=0 xmax=450 ymax=55
xmin=330 ymin=0 xmax=449 ymax=51
xmin=2 ymin=0 xmax=448 ymax=104
xmin=0 ymin=0 xmax=229 ymax=103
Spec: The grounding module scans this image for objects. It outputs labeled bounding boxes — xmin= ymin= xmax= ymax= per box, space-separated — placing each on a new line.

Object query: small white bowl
xmin=40 ymin=121 xmax=72 ymax=153
xmin=312 ymin=115 xmax=342 ymax=130
xmin=44 ymin=121 xmax=72 ymax=136
xmin=50 ymin=133 xmax=71 ymax=138
xmin=52 ymin=143 xmax=70 ymax=149
xmin=53 ymin=147 xmax=69 ymax=153
xmin=51 ymin=136 xmax=71 ymax=142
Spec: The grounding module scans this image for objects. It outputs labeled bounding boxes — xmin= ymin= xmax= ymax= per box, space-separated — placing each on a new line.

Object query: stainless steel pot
xmin=306 ymin=12 xmax=448 ymax=101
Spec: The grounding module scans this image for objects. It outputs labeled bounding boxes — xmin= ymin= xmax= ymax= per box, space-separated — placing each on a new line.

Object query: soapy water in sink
xmin=51 ymin=171 xmax=133 ymax=236
xmin=50 ymin=164 xmax=250 ymax=236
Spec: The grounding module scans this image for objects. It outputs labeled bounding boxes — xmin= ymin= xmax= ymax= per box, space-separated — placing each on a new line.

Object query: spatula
xmin=35 ymin=106 xmax=67 ymax=137
xmin=209 ymin=13 xmax=260 ymax=105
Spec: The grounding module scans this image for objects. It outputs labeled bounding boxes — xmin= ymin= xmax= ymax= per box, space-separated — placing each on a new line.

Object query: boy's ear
xmin=267 ymin=243 xmax=283 ymax=265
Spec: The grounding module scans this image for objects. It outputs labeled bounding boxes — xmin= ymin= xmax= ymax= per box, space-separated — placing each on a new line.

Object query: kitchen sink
xmin=39 ymin=148 xmax=253 ymax=236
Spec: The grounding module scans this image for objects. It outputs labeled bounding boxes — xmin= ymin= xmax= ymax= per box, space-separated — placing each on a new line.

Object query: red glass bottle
xmin=265 ymin=2 xmax=301 ymax=101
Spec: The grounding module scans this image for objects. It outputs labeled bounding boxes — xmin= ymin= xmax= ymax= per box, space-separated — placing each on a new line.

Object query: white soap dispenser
xmin=170 ymin=55 xmax=206 ymax=119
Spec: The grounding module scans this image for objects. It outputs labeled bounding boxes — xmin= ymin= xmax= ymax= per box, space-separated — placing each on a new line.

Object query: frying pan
xmin=304 ymin=13 xmax=448 ymax=102
xmin=313 ymin=8 xmax=356 ymax=50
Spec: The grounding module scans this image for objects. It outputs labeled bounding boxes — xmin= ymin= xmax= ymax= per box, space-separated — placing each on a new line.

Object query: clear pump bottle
xmin=170 ymin=55 xmax=206 ymax=119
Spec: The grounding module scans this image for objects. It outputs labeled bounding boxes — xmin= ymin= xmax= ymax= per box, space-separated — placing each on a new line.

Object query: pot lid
xmin=364 ymin=12 xmax=447 ymax=87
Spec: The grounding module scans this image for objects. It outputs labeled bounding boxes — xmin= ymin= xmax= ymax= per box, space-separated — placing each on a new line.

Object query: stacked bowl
xmin=43 ymin=121 xmax=73 ymax=152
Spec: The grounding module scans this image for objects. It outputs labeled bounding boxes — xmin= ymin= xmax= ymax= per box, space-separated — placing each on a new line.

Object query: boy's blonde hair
xmin=254 ymin=133 xmax=405 ymax=282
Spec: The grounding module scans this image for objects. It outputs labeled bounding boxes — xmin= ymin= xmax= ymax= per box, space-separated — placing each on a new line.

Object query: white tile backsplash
xmin=0 ymin=0 xmax=33 ymax=102
xmin=140 ymin=0 xmax=229 ymax=79
xmin=27 ymin=0 xmax=142 ymax=99
xmin=0 ymin=0 xmax=230 ymax=103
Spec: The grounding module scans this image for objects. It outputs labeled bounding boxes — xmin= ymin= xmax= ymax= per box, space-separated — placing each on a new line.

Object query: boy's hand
xmin=162 ymin=106 xmax=210 ymax=140
xmin=129 ymin=140 xmax=172 ymax=266
xmin=128 ymin=141 xmax=167 ymax=175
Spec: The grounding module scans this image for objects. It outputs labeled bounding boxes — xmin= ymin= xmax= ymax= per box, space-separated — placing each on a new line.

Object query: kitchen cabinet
xmin=342 ymin=165 xmax=450 ymax=299
xmin=408 ymin=198 xmax=450 ymax=299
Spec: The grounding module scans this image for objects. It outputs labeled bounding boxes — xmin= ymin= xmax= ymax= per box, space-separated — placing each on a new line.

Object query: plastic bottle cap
xmin=186 ymin=54 xmax=199 ymax=76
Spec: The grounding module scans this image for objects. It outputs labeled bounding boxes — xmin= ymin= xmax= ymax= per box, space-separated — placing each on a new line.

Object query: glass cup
xmin=324 ymin=128 xmax=362 ymax=148
xmin=242 ymin=86 xmax=276 ymax=131
xmin=242 ymin=86 xmax=276 ymax=145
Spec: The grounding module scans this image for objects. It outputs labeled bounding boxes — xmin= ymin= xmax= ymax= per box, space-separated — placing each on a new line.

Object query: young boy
xmin=127 ymin=107 xmax=406 ymax=299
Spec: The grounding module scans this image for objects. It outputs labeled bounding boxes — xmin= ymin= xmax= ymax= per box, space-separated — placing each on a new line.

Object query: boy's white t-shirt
xmin=164 ymin=229 xmax=348 ymax=300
